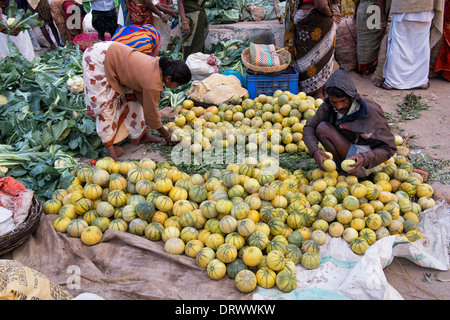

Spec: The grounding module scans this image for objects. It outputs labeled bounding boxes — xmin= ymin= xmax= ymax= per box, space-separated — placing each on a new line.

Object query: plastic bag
xmin=0 ymin=177 xmax=34 ymax=227
xmin=186 ymin=53 xmax=222 ymax=81
xmin=187 ymin=73 xmax=248 ymax=106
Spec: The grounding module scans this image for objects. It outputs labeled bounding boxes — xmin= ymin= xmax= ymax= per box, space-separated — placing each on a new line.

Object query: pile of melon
xmin=43 ymin=149 xmax=435 ymax=294
xmin=166 ymin=90 xmax=321 ymax=156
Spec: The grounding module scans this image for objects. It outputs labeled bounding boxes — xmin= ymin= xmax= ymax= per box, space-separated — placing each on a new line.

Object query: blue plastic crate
xmin=246 ymin=66 xmax=299 ymax=99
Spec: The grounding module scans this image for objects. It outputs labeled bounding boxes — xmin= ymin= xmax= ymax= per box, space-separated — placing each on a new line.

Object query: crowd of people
xmin=0 ymin=0 xmax=449 ymax=175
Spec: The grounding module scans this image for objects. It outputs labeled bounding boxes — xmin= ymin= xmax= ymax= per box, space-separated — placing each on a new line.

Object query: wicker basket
xmin=0 ymin=196 xmax=43 ymax=256
xmin=241 ymin=46 xmax=291 ymax=73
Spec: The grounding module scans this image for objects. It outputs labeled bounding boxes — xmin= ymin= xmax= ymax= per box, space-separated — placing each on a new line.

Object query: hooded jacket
xmin=303 ymin=66 xmax=397 ymax=169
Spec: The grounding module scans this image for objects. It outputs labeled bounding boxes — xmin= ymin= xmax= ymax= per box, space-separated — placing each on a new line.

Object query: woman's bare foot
xmin=113 ymin=145 xmax=124 ymax=157
xmin=140 ymin=132 xmax=164 ymax=144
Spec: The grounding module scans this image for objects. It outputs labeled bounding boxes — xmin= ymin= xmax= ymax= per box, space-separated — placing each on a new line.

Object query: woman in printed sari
xmin=291 ymin=0 xmax=341 ymax=99
xmin=434 ymin=0 xmax=450 ymax=81
xmin=82 ymin=41 xmax=192 ymax=161
xmin=125 ymin=0 xmax=168 ymax=25
xmin=178 ymin=0 xmax=210 ymax=59
xmin=112 ymin=24 xmax=161 ymax=56
xmin=354 ymin=0 xmax=387 ymax=77
xmin=50 ymin=0 xmax=86 ymax=44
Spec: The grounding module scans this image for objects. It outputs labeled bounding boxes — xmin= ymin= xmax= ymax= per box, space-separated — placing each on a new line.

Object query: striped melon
xmin=266 ymin=250 xmax=285 ymax=271
xmin=173 ymin=199 xmax=197 ymax=217
xmin=225 ymin=232 xmax=245 ymax=250
xmin=222 ymin=171 xmax=240 ymax=188
xmin=59 ymin=204 xmax=77 ymax=220
xmin=107 ymin=190 xmax=127 ymax=207
xmin=276 ymin=269 xmax=298 ymax=293
xmin=162 ymin=226 xmax=181 ymax=242
xmin=135 ymin=200 xmax=155 ymax=222
xmin=256 ymin=267 xmax=276 ymax=289
xmin=122 ymin=204 xmax=137 ymax=222
xmin=205 ymin=233 xmax=225 ymax=250
xmin=284 ymin=243 xmax=302 ymax=264
xmin=108 ymin=219 xmax=128 ymax=232
xmin=135 ymin=179 xmax=153 ymax=196
xmin=154 ymin=195 xmax=173 ymax=212
xmin=53 ymin=216 xmax=71 ymax=233
xmin=184 ymin=239 xmax=204 ymax=258
xmin=301 ymin=251 xmax=320 ymax=269
xmin=67 ymin=219 xmax=89 ymax=238
xmin=207 ymin=259 xmax=227 ymax=280
xmin=188 ymin=185 xmax=207 ymax=203
xmin=164 ymin=237 xmax=185 ymax=255
xmin=235 ymin=270 xmax=257 ymax=293
xmin=74 ymin=198 xmax=93 ymax=215
xmin=219 ymin=215 xmax=238 ymax=234
xmin=237 ymin=218 xmax=255 ymax=237
xmin=92 ymin=216 xmax=110 ymax=232
xmin=80 ymin=225 xmax=103 ymax=246
xmin=83 ymin=210 xmax=99 ymax=225
xmin=128 ymin=218 xmax=148 ymax=236
xmin=216 ymin=243 xmax=238 ymax=263
xmin=196 ymin=247 xmax=216 ymax=268
xmin=300 ymin=239 xmax=320 ymax=254
xmin=350 ymin=237 xmax=369 ymax=255
xmin=109 ymin=174 xmax=127 ymax=191
xmin=242 ymin=246 xmax=263 ymax=267
xmin=179 ymin=210 xmax=197 ymax=228
xmin=230 ymin=202 xmax=250 ymax=220
xmin=145 ymin=222 xmax=164 ymax=240
xmin=83 ymin=183 xmax=103 ymax=200
xmin=247 ymin=230 xmax=269 ymax=251
xmin=226 ymin=259 xmax=248 ymax=279
xmin=180 ymin=226 xmax=198 ymax=243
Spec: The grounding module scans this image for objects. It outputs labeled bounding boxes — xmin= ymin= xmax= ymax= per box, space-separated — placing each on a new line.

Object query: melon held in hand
xmin=341 ymin=159 xmax=356 ymax=172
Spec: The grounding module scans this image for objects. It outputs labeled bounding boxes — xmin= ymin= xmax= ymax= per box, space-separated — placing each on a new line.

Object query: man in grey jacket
xmin=303 ymin=66 xmax=397 ymax=177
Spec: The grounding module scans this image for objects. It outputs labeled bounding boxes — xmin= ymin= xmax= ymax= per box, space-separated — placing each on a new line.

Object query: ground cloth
xmin=7 ymin=200 xmax=449 ymax=300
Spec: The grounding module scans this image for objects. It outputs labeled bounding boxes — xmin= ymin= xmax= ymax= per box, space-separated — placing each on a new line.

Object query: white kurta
xmin=383 ymin=10 xmax=435 ymax=89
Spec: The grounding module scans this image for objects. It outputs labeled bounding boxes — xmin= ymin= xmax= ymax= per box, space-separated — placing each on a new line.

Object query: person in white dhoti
xmin=380 ymin=0 xmax=445 ymax=90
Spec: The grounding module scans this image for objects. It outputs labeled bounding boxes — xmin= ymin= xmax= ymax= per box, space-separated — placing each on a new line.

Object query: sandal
xmin=412 ymin=83 xmax=430 ymax=90
xmin=380 ymin=83 xmax=394 ymax=90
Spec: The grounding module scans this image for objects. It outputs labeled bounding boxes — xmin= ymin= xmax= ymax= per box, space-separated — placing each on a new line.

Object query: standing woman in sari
xmin=125 ymin=0 xmax=168 ymax=25
xmin=354 ymin=0 xmax=387 ymax=77
xmin=292 ymin=0 xmax=341 ymax=99
xmin=434 ymin=0 xmax=450 ymax=81
xmin=178 ymin=0 xmax=210 ymax=59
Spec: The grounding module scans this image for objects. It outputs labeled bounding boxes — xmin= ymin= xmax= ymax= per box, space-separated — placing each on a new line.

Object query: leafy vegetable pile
xmin=0 ymin=45 xmax=104 ymax=200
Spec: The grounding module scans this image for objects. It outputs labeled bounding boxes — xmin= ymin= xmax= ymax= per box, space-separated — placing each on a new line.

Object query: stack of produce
xmin=167 ymin=90 xmax=322 ymax=159
xmin=43 ymin=150 xmax=434 ymax=294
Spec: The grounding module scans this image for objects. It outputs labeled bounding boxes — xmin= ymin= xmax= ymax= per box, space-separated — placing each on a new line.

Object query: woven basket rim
xmin=0 ymin=196 xmax=43 ymax=256
xmin=241 ymin=46 xmax=291 ymax=73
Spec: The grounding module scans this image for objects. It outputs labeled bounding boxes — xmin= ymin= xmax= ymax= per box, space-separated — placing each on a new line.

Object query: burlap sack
xmin=0 ymin=259 xmax=73 ymax=300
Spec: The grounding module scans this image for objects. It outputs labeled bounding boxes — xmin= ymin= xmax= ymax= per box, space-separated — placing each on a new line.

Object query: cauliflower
xmin=67 ymin=76 xmax=84 ymax=94
xmin=0 ymin=166 xmax=8 ymax=174
xmin=6 ymin=18 xmax=15 ymax=27
xmin=0 ymin=94 xmax=7 ymax=105
xmin=54 ymin=158 xmax=71 ymax=168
